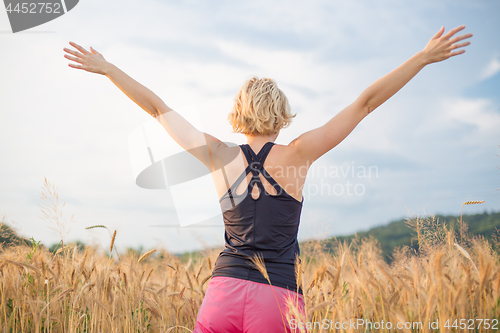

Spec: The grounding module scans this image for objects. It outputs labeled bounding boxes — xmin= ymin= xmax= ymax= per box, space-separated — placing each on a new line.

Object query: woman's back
xmin=212 ymin=141 xmax=305 ymax=295
xmin=211 ymin=141 xmax=307 ymax=203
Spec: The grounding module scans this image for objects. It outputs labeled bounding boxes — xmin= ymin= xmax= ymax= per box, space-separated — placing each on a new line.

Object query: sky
xmin=1 ymin=0 xmax=499 ymax=255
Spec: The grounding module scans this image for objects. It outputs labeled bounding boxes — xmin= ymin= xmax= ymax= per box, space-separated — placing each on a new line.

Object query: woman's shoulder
xmin=209 ymin=142 xmax=242 ymax=170
xmin=267 ymin=142 xmax=308 ymax=167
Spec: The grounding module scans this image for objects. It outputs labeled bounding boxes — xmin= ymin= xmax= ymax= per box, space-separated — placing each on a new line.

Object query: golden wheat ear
xmin=249 ymin=252 xmax=270 ymax=283
xmin=285 ymin=296 xmax=307 ymax=333
xmin=294 ymin=253 xmax=302 ymax=293
xmin=109 ymin=230 xmax=116 ymax=255
xmin=462 ymin=200 xmax=485 ymax=206
xmin=138 ymin=249 xmax=156 ymax=264
xmin=459 ymin=200 xmax=485 ymax=244
xmin=85 ymin=225 xmax=108 ymax=230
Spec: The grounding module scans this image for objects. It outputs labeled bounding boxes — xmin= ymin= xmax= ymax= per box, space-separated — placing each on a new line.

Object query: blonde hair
xmin=228 ymin=77 xmax=296 ymax=135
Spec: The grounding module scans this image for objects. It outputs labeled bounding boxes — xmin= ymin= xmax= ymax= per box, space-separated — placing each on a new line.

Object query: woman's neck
xmin=245 ymin=133 xmax=278 ymax=153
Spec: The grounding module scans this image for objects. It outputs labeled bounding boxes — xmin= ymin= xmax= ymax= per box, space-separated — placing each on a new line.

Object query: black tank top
xmin=212 ymin=141 xmax=304 ymax=295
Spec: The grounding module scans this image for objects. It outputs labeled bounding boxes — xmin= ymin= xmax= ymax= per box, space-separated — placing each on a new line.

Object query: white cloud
xmin=440 ymin=97 xmax=500 ymax=140
xmin=480 ymin=55 xmax=500 ymax=80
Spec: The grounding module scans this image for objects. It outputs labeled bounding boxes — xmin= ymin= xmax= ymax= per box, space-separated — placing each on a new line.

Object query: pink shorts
xmin=193 ymin=276 xmax=307 ymax=333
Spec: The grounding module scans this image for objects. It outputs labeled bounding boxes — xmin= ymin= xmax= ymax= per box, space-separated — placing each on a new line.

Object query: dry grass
xmin=1 ymin=181 xmax=498 ymax=332
xmin=1 ymin=220 xmax=499 ymax=332
xmin=39 ymin=178 xmax=74 ymax=249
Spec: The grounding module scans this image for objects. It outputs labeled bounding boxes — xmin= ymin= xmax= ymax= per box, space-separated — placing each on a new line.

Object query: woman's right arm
xmin=289 ymin=25 xmax=472 ymax=164
xmin=64 ymin=42 xmax=225 ymax=170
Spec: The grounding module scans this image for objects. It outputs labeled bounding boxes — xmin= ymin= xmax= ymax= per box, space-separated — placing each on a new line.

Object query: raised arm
xmin=289 ymin=25 xmax=473 ymax=164
xmin=63 ymin=42 xmax=224 ymax=170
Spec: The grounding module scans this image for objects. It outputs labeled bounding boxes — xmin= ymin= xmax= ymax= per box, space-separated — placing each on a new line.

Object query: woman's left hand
xmin=63 ymin=41 xmax=111 ymax=75
xmin=421 ymin=25 xmax=473 ymax=65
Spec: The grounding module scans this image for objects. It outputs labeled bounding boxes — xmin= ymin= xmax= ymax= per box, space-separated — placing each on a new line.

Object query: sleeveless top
xmin=212 ymin=142 xmax=304 ymax=295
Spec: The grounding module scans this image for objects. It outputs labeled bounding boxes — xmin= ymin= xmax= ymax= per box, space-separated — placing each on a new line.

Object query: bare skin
xmin=64 ymin=26 xmax=472 ymax=203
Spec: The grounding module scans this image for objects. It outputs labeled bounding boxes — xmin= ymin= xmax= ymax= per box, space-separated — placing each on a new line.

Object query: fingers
xmin=63 ymin=47 xmax=83 ymax=58
xmin=442 ymin=25 xmax=466 ymax=40
xmin=89 ymin=46 xmax=100 ymax=55
xmin=448 ymin=49 xmax=466 ymax=58
xmin=64 ymin=54 xmax=84 ymax=64
xmin=432 ymin=26 xmax=444 ymax=39
xmin=68 ymin=41 xmax=90 ymax=55
xmin=450 ymin=41 xmax=471 ymax=51
xmin=450 ymin=33 xmax=473 ymax=44
xmin=68 ymin=63 xmax=84 ymax=70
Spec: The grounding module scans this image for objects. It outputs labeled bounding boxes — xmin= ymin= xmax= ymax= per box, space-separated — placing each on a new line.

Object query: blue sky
xmin=1 ymin=0 xmax=499 ymax=254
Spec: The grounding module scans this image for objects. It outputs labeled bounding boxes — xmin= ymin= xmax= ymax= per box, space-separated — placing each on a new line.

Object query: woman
xmin=64 ymin=25 xmax=472 ymax=332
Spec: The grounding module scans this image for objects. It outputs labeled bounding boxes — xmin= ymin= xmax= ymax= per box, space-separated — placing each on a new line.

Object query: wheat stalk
xmin=165 ymin=326 xmax=193 ymax=333
xmin=109 ymin=230 xmax=116 ymax=256
xmin=250 ymin=253 xmax=269 ymax=281
xmin=85 ymin=225 xmax=108 ymax=230
xmin=207 ymin=257 xmax=212 ymax=270
xmin=86 ymin=225 xmax=120 ymax=260
xmin=460 ymin=200 xmax=485 ymax=244
xmin=138 ymin=249 xmax=156 ymax=264
xmin=250 ymin=253 xmax=287 ymax=332
xmin=462 ymin=201 xmax=485 ymax=206
xmin=39 ymin=178 xmax=74 ymax=248
xmin=454 ymin=243 xmax=479 ymax=274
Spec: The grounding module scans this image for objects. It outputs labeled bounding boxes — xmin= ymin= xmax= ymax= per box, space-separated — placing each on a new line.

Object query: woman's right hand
xmin=421 ymin=25 xmax=472 ymax=65
xmin=63 ymin=41 xmax=111 ymax=75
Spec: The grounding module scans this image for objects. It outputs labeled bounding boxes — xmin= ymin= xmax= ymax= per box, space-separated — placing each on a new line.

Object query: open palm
xmin=422 ymin=25 xmax=472 ymax=64
xmin=63 ymin=41 xmax=110 ymax=75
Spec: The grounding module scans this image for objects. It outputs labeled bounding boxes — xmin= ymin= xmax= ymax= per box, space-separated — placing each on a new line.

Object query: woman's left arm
xmin=289 ymin=25 xmax=472 ymax=164
xmin=360 ymin=25 xmax=473 ymax=114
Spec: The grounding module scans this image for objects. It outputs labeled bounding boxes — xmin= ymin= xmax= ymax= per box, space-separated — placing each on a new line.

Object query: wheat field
xmin=1 ymin=181 xmax=498 ymax=332
xmin=1 ymin=212 xmax=500 ymax=332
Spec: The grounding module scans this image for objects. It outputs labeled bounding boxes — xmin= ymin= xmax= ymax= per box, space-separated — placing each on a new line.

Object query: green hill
xmin=0 ymin=223 xmax=31 ymax=249
xmin=322 ymin=211 xmax=500 ymax=262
